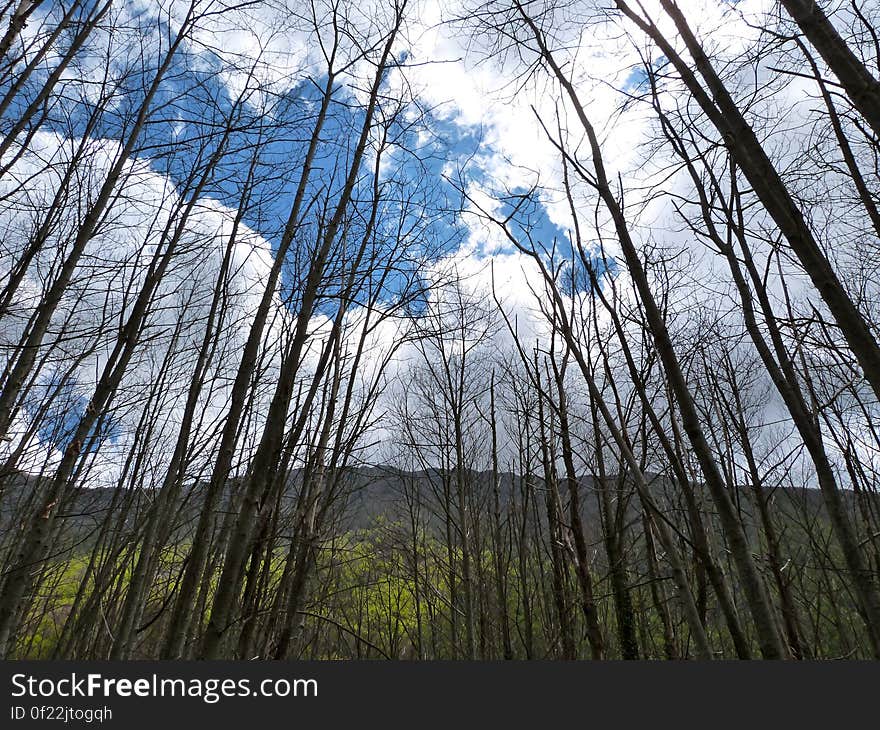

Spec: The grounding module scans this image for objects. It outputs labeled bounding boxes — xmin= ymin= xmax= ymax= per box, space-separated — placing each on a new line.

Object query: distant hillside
xmin=0 ymin=464 xmax=836 ymax=550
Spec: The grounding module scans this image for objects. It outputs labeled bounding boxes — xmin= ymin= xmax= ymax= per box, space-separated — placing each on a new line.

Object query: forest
xmin=2 ymin=0 xmax=880 ymax=660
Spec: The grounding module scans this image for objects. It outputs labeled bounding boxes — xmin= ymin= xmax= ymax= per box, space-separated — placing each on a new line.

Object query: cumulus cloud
xmin=0 ymin=131 xmax=283 ymax=486
xmin=4 ymin=0 xmax=879 ymax=484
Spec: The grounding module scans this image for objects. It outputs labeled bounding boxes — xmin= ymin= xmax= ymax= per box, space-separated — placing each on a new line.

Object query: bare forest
xmin=2 ymin=0 xmax=880 ymax=660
